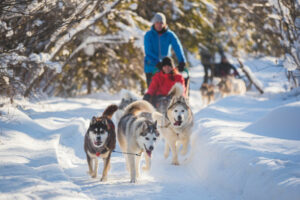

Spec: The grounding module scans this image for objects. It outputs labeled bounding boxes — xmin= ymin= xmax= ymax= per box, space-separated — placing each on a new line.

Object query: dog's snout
xmin=178 ymin=115 xmax=182 ymax=120
xmin=149 ymin=146 xmax=153 ymax=151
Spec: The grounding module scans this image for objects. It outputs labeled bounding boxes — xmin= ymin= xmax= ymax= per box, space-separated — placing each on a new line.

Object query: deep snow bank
xmin=187 ymin=95 xmax=300 ymax=200
xmin=244 ymin=101 xmax=300 ymax=140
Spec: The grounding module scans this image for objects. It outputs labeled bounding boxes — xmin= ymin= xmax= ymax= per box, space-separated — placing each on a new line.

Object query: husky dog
xmin=200 ymin=83 xmax=215 ymax=106
xmin=84 ymin=104 xmax=118 ymax=182
xmin=218 ymin=76 xmax=246 ymax=97
xmin=153 ymin=83 xmax=194 ymax=165
xmin=117 ymin=100 xmax=160 ymax=183
xmin=114 ymin=91 xmax=137 ymax=124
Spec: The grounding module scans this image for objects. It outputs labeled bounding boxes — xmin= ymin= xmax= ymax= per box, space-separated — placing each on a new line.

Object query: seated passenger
xmin=143 ymin=56 xmax=186 ymax=107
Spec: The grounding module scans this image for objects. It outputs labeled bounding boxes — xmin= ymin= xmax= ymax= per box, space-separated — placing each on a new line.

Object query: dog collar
xmin=95 ymin=145 xmax=110 ymax=157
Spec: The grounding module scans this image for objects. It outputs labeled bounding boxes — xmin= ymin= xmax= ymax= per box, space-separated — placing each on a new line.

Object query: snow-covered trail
xmin=0 ymin=62 xmax=216 ymax=200
xmin=44 ymin=64 xmax=218 ymax=199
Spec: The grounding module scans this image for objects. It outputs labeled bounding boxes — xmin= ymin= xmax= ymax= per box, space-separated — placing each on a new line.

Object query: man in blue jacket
xmin=144 ymin=12 xmax=187 ymax=87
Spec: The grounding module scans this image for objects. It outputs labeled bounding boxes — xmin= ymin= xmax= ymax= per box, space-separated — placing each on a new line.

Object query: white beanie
xmin=152 ymin=12 xmax=166 ymax=24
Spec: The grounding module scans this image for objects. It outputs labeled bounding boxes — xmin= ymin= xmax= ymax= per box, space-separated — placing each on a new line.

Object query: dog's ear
xmin=101 ymin=118 xmax=110 ymax=130
xmin=168 ymin=97 xmax=177 ymax=108
xmin=154 ymin=120 xmax=157 ymax=128
xmin=90 ymin=116 xmax=97 ymax=125
xmin=140 ymin=122 xmax=148 ymax=136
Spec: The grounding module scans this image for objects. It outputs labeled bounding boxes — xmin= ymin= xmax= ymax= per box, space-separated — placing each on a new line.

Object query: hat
xmin=161 ymin=56 xmax=174 ymax=68
xmin=152 ymin=12 xmax=166 ymax=24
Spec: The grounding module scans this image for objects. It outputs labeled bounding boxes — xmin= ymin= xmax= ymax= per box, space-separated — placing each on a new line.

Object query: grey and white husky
xmin=153 ymin=83 xmax=194 ymax=165
xmin=84 ymin=104 xmax=118 ymax=181
xmin=117 ymin=100 xmax=160 ymax=183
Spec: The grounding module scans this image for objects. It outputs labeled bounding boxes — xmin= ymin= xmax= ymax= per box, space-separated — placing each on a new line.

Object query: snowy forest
xmin=1 ymin=0 xmax=299 ymax=99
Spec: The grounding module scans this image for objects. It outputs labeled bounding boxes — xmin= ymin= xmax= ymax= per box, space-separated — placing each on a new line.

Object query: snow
xmin=244 ymin=101 xmax=300 ymax=140
xmin=33 ymin=19 xmax=43 ymax=27
xmin=129 ymin=3 xmax=138 ymax=10
xmin=1 ymin=57 xmax=300 ymax=199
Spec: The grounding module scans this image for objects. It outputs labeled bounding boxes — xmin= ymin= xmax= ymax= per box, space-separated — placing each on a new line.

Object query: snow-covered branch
xmin=49 ymin=0 xmax=121 ymax=61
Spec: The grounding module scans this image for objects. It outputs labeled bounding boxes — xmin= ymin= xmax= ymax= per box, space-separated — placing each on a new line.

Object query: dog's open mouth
xmin=144 ymin=145 xmax=152 ymax=157
xmin=94 ymin=141 xmax=102 ymax=146
xmin=174 ymin=120 xmax=182 ymax=126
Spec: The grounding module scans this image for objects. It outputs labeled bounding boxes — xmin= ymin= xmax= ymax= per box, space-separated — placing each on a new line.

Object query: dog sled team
xmin=84 ymin=82 xmax=193 ymax=183
xmin=200 ymin=47 xmax=248 ymax=106
xmin=83 ymin=12 xmax=250 ymax=183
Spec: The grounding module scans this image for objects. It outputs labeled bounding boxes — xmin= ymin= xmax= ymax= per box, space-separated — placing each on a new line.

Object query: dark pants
xmin=184 ymin=77 xmax=190 ymax=96
xmin=203 ymin=63 xmax=213 ymax=83
xmin=146 ymin=73 xmax=153 ymax=88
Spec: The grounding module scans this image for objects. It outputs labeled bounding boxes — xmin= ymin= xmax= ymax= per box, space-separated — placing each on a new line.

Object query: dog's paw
xmin=142 ymin=165 xmax=150 ymax=171
xmin=171 ymin=160 xmax=180 ymax=166
xmin=100 ymin=176 xmax=107 ymax=182
xmin=91 ymin=172 xmax=97 ymax=178
xmin=130 ymin=178 xmax=137 ymax=183
xmin=164 ymin=152 xmax=169 ymax=159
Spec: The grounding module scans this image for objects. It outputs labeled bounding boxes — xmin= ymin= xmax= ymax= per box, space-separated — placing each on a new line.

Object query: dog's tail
xmin=168 ymin=83 xmax=184 ymax=98
xmin=102 ymin=104 xmax=118 ymax=119
xmin=124 ymin=100 xmax=155 ymax=115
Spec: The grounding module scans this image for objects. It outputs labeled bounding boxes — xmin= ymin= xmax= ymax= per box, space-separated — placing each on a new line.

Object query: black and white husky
xmin=117 ymin=100 xmax=160 ymax=183
xmin=153 ymin=83 xmax=194 ymax=165
xmin=84 ymin=104 xmax=118 ymax=181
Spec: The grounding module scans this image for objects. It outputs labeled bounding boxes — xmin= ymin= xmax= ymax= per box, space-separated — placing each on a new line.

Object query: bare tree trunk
xmin=238 ymin=59 xmax=264 ymax=94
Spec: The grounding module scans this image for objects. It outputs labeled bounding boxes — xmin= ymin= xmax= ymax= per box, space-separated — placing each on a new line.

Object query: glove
xmin=233 ymin=71 xmax=240 ymax=78
xmin=177 ymin=62 xmax=185 ymax=72
xmin=143 ymin=93 xmax=151 ymax=102
xmin=156 ymin=62 xmax=162 ymax=70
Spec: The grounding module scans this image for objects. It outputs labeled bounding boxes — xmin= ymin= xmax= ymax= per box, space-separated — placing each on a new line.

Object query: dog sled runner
xmin=180 ymin=67 xmax=190 ymax=97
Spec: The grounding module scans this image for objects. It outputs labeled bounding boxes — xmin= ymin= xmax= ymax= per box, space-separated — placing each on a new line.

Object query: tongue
xmin=174 ymin=121 xmax=182 ymax=126
xmin=146 ymin=150 xmax=152 ymax=157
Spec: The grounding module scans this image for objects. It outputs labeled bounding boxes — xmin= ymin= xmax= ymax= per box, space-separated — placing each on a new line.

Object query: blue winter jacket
xmin=144 ymin=26 xmax=186 ymax=73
